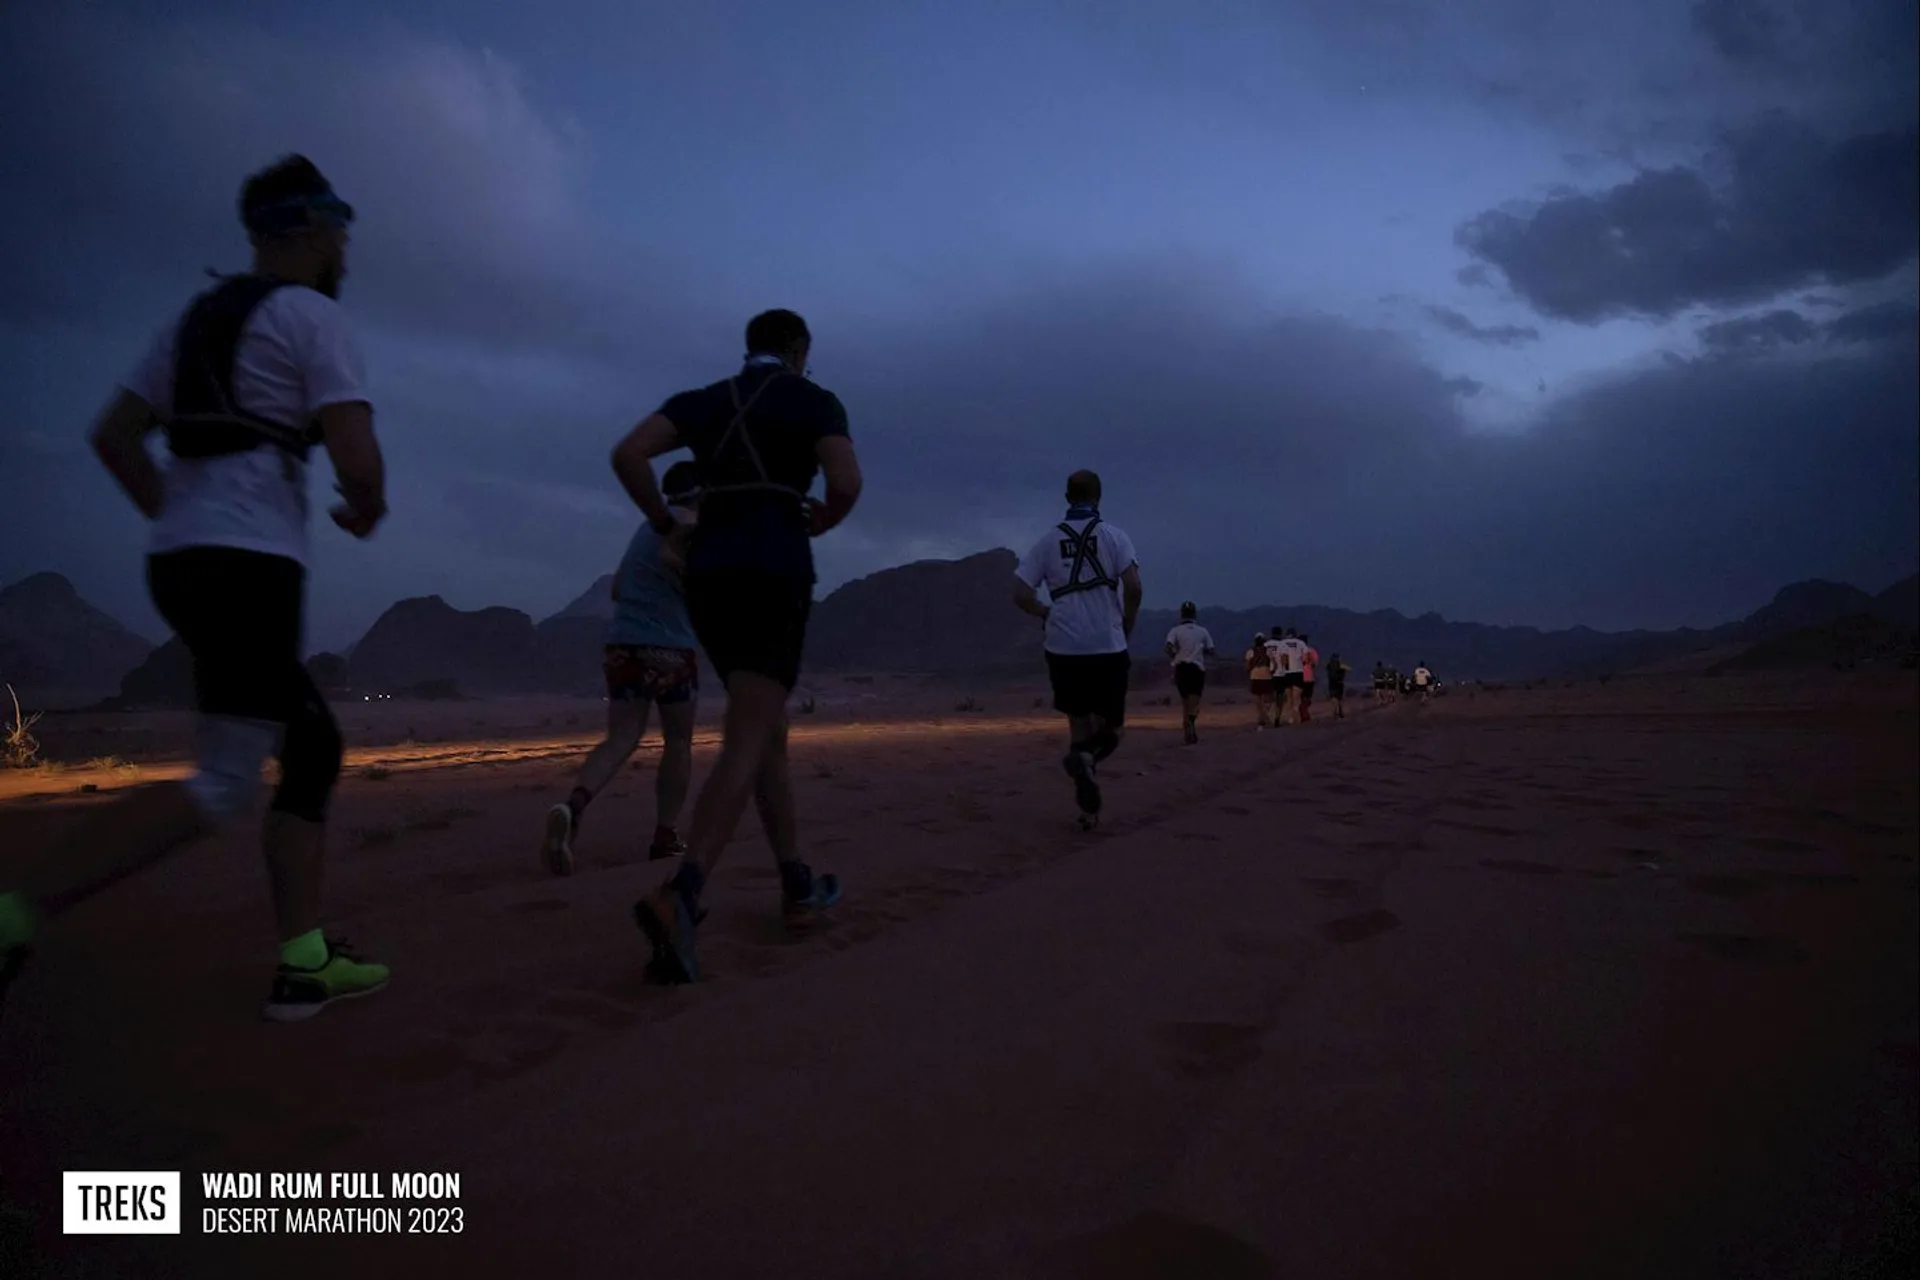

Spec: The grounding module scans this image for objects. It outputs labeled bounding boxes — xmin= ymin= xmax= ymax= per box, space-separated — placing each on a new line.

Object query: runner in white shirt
xmin=1274 ymin=628 xmax=1309 ymax=725
xmin=1163 ymin=602 xmax=1216 ymax=745
xmin=1413 ymin=662 xmax=1434 ymax=704
xmin=1 ymin=155 xmax=392 ymax=1025
xmin=1013 ymin=469 xmax=1142 ymax=829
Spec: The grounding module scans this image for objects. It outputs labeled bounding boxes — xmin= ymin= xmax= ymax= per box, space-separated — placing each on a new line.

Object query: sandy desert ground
xmin=1 ymin=670 xmax=1915 ymax=1278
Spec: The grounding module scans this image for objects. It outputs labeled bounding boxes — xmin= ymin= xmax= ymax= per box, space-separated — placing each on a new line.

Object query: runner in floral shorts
xmin=540 ymin=462 xmax=705 ymax=874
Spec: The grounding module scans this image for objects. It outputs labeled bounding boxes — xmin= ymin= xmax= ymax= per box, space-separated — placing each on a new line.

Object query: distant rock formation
xmin=0 ymin=572 xmax=155 ymax=706
xmin=806 ymin=549 xmax=1041 ymax=673
xmin=345 ymin=596 xmax=550 ymax=696
xmin=546 ymin=573 xmax=617 ymax=624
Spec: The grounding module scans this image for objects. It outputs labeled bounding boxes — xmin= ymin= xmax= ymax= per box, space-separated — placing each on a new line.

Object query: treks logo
xmin=61 ymin=1172 xmax=182 ymax=1234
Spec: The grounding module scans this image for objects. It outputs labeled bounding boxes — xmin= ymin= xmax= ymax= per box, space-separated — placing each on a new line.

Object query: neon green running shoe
xmin=262 ymin=936 xmax=390 ymax=1022
xmin=0 ymin=892 xmax=39 ymax=1020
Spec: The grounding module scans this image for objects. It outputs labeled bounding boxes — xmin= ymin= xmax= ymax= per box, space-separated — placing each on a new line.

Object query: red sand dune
xmin=1 ymin=672 xmax=1915 ymax=1278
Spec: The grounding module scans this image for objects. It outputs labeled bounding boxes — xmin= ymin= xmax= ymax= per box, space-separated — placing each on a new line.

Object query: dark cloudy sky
xmin=2 ymin=0 xmax=1914 ymax=650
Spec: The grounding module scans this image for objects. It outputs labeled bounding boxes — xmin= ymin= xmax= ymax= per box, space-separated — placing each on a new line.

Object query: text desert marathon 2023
xmin=202 ymin=1172 xmax=460 ymax=1200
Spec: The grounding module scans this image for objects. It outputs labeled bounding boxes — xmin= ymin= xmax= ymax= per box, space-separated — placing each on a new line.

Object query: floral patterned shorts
xmin=603 ymin=645 xmax=699 ymax=705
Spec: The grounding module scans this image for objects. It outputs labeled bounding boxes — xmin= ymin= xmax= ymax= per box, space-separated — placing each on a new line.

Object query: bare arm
xmin=809 ymin=435 xmax=863 ymax=536
xmin=319 ymin=401 xmax=386 ymax=536
xmin=89 ymin=390 xmax=166 ymax=519
xmin=1013 ymin=577 xmax=1051 ymax=621
xmin=611 ymin=413 xmax=681 ymax=531
xmin=1120 ymin=564 xmax=1143 ymax=638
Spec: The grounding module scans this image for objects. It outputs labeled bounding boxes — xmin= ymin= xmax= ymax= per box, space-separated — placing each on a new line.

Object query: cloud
xmin=1697 ymin=308 xmax=1818 ymax=353
xmin=1422 ymin=305 xmax=1541 ymax=347
xmin=1443 ymin=376 xmax=1487 ymax=398
xmin=0 ymin=6 xmax=724 ymax=376
xmin=1692 ymin=0 xmax=1782 ymax=62
xmin=1456 ymin=118 xmax=1919 ymax=322
xmin=1827 ymin=300 xmax=1920 ymax=346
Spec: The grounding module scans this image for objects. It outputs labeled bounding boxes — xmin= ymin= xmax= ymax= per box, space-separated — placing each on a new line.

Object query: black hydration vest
xmin=164 ymin=275 xmax=322 ymax=462
xmin=1050 ymin=517 xmax=1119 ymax=599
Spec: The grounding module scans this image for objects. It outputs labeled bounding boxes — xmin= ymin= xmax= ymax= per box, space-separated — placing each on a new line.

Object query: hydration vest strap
xmin=1051 ymin=518 xmax=1118 ymax=598
xmin=698 ymin=370 xmax=809 ymax=504
xmin=165 ymin=275 xmax=321 ymax=461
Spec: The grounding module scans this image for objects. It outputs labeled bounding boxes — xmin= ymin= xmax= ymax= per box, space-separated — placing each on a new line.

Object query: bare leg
xmin=263 ymin=810 xmax=324 ymax=943
xmin=654 ymin=699 xmax=697 ymax=834
xmin=677 ymin=672 xmax=790 ymax=881
xmin=751 ymin=718 xmax=799 ymax=865
xmin=573 ymin=699 xmax=650 ymax=804
xmin=545 ymin=699 xmax=648 ymax=874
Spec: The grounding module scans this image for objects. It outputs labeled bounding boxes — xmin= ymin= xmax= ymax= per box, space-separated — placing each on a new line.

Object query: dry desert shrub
xmin=3 ymin=684 xmax=44 ymax=769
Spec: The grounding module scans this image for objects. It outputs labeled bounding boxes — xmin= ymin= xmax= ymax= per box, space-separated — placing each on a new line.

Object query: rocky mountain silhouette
xmin=0 ymin=572 xmax=155 ymax=706
xmin=11 ymin=555 xmax=1917 ymax=708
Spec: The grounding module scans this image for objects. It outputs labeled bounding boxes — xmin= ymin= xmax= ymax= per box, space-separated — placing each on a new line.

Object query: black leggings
xmin=147 ymin=547 xmax=342 ymax=822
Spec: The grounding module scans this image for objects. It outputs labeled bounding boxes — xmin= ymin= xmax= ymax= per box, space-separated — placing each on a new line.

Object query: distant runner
xmin=1 ymin=155 xmax=390 ymax=1023
xmin=1245 ymin=632 xmax=1276 ymax=728
xmin=1372 ymin=661 xmax=1389 ymax=705
xmin=1413 ymin=661 xmax=1434 ymax=703
xmin=1327 ymin=652 xmax=1351 ymax=719
xmin=1276 ymin=628 xmax=1308 ymax=724
xmin=1264 ymin=627 xmax=1292 ymax=725
xmin=1014 ymin=470 xmax=1143 ymax=829
xmin=1298 ymin=633 xmax=1321 ymax=723
xmin=615 ymin=309 xmax=861 ymax=985
xmin=1164 ymin=601 xmax=1215 ymax=745
xmin=541 ymin=462 xmax=704 ymax=875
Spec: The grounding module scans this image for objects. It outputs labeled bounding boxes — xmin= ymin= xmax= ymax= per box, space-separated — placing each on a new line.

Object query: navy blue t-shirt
xmin=656 ymin=362 xmax=849 ymax=583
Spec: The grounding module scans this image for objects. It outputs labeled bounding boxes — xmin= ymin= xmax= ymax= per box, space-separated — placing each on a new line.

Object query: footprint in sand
xmin=1435 ymin=818 xmax=1523 ymax=837
xmin=1742 ymin=835 xmax=1820 ymax=854
xmin=1300 ymin=876 xmax=1361 ymax=899
xmin=1479 ymin=858 xmax=1561 ymax=876
xmin=1777 ymin=872 xmax=1861 ymax=889
xmin=1677 ymin=932 xmax=1809 ymax=964
xmin=1350 ymin=840 xmax=1399 ymax=855
xmin=1681 ymin=874 xmax=1766 ymax=899
xmin=1220 ymin=930 xmax=1303 ymax=959
xmin=1157 ymin=1021 xmax=1267 ymax=1078
xmin=1032 ymin=1210 xmax=1279 ymax=1280
xmin=1216 ymin=804 xmax=1253 ymax=816
xmin=382 ymin=1042 xmax=469 ymax=1085
xmin=1611 ymin=846 xmax=1665 ymax=861
xmin=1810 ymin=808 xmax=1904 ymax=836
xmin=537 ymin=993 xmax=637 ymax=1031
xmin=428 ymin=870 xmax=490 ymax=895
xmin=504 ymin=898 xmax=570 ymax=915
xmin=1319 ymin=908 xmax=1401 ymax=945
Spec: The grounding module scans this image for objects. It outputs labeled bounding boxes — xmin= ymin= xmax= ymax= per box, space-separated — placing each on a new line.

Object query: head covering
xmin=243 ymin=181 xmax=355 ymax=239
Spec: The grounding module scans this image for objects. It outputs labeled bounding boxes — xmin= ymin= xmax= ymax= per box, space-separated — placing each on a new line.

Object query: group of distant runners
xmin=0 ymin=154 xmax=1445 ymax=1026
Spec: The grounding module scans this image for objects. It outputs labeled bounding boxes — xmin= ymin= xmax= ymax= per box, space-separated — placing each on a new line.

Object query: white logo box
xmin=61 ymin=1172 xmax=183 ymax=1235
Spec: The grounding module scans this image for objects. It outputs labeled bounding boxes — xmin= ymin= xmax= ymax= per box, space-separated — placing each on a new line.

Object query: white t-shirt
xmin=1413 ymin=666 xmax=1432 ymax=686
xmin=125 ymin=284 xmax=369 ymax=568
xmin=1276 ymin=637 xmax=1307 ymax=675
xmin=1165 ymin=621 xmax=1214 ymax=666
xmin=1015 ymin=516 xmax=1139 ymax=656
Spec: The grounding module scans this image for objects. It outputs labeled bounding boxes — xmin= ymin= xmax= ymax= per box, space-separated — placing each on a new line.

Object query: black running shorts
xmin=1046 ymin=650 xmax=1131 ymax=725
xmin=1172 ymin=661 xmax=1207 ymax=698
xmin=146 ymin=546 xmax=328 ymax=724
xmin=685 ymin=567 xmax=812 ymax=692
